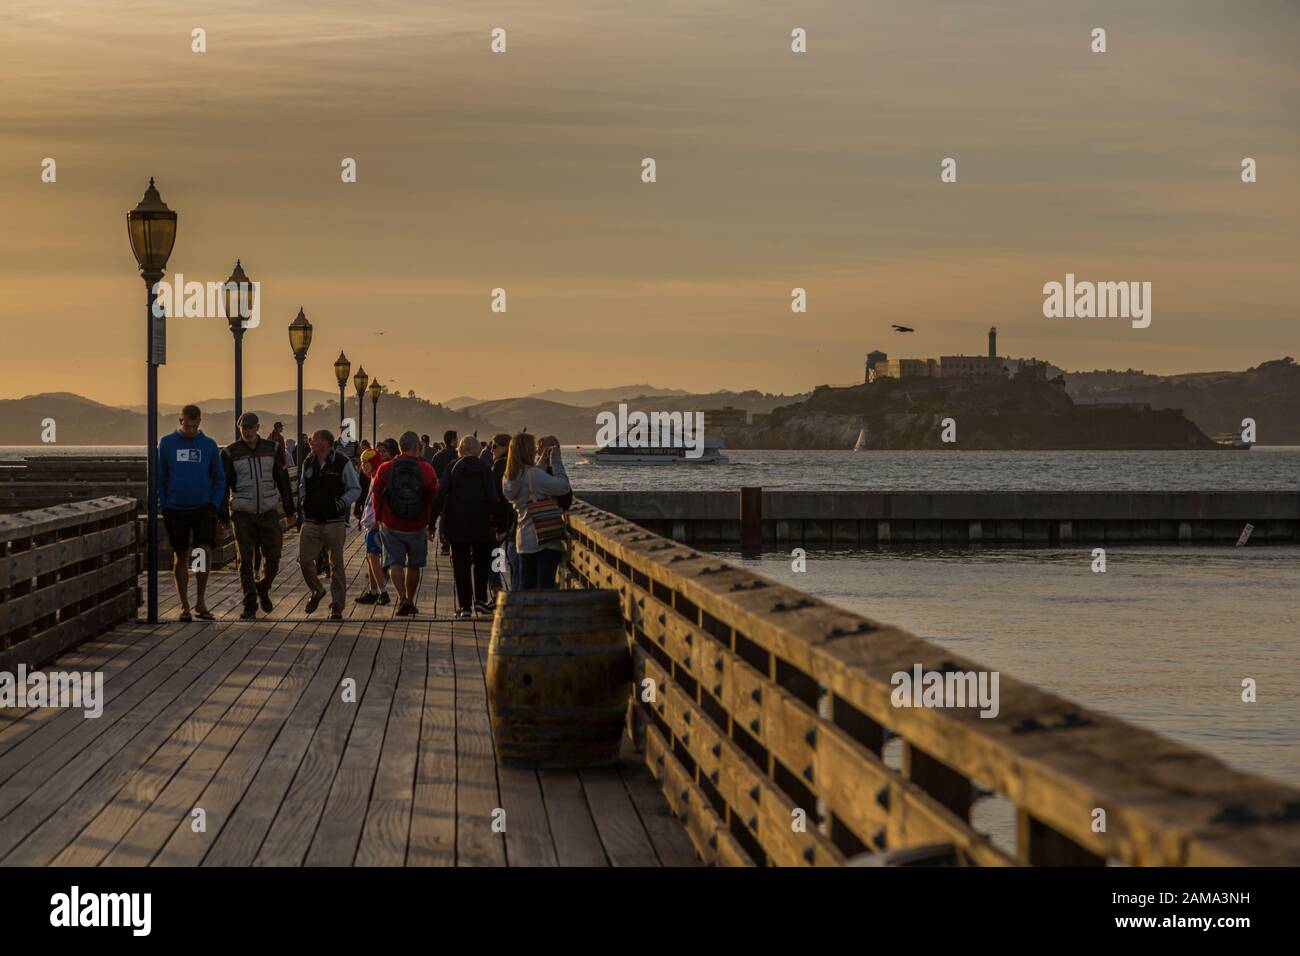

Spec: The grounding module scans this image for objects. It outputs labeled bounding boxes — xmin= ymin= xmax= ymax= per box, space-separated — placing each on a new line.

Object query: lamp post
xmin=333 ymin=351 xmax=350 ymax=442
xmin=127 ymin=178 xmax=178 ymax=626
xmin=353 ymin=366 xmax=369 ymax=452
xmin=367 ymin=379 xmax=382 ymax=445
xmin=288 ymin=307 xmax=312 ymax=470
xmin=223 ymin=260 xmax=255 ymax=440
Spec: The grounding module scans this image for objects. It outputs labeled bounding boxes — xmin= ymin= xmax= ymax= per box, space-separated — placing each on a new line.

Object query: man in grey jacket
xmin=221 ymin=412 xmax=296 ymax=618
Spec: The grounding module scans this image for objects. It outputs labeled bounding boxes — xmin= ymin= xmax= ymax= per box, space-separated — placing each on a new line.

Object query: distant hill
xmin=526 ymin=385 xmax=690 ymax=406
xmin=0 ymin=393 xmax=142 ymax=445
xmin=443 ymin=395 xmax=486 ymax=411
xmin=126 ymin=388 xmax=339 ymax=418
xmin=462 ymin=389 xmax=808 ymax=444
xmin=1064 ymin=357 xmax=1299 ymax=443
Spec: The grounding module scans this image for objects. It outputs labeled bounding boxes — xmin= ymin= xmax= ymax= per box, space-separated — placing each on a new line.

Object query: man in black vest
xmin=298 ymin=429 xmax=361 ymax=619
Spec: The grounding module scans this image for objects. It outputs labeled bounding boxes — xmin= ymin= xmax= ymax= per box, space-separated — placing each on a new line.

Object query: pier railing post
xmin=740 ymin=486 xmax=762 ymax=553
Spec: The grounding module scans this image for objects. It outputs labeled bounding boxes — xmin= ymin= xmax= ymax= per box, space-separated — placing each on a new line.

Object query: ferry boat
xmin=581 ymin=437 xmax=729 ymax=465
xmin=1212 ymin=433 xmax=1252 ymax=450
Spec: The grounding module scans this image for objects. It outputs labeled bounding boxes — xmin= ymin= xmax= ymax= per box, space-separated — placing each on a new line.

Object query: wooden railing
xmin=564 ymin=499 xmax=1300 ymax=867
xmin=0 ymin=497 xmax=139 ymax=670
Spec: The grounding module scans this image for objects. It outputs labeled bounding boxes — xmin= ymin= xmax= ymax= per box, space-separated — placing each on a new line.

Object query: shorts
xmin=365 ymin=529 xmax=382 ymax=555
xmin=163 ymin=506 xmax=216 ymax=558
xmin=380 ymin=526 xmax=428 ymax=569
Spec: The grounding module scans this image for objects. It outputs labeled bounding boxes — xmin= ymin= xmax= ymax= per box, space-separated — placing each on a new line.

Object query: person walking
xmin=420 ymin=435 xmax=435 ymax=465
xmin=158 ymin=404 xmax=225 ymax=622
xmin=429 ymin=436 xmax=508 ymax=617
xmin=369 ymin=431 xmax=439 ymax=616
xmin=270 ymin=421 xmax=291 ymax=469
xmin=354 ymin=448 xmax=390 ymax=606
xmin=488 ymin=433 xmax=515 ymax=591
xmin=501 ymin=432 xmax=570 ymax=589
xmin=430 ymin=429 xmax=459 ymax=555
xmin=221 ymin=412 xmax=295 ymax=618
xmin=298 ymin=429 xmax=361 ymax=620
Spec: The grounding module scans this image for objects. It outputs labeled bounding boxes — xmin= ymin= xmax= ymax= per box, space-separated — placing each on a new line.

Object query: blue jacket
xmin=158 ymin=429 xmax=226 ymax=511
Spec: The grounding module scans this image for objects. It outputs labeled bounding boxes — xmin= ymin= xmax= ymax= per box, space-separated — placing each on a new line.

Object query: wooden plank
xmin=252 ymin=623 xmax=383 ymax=866
xmin=538 ymin=769 xmax=607 ymax=866
xmin=0 ymin=497 xmax=135 ymax=544
xmin=55 ymin=618 xmax=311 ymax=865
xmin=579 ymin=764 xmax=660 ymax=866
xmin=200 ymin=622 xmax=368 ymax=866
xmin=0 ymin=554 xmax=136 ymax=634
xmin=408 ymin=619 xmax=457 ymax=866
xmin=304 ymin=619 xmax=405 ymax=866
xmin=138 ymin=621 xmax=348 ymax=866
xmin=0 ymin=619 xmax=281 ymax=864
xmin=616 ymin=746 xmax=701 ymax=867
xmin=453 ymin=622 xmax=505 ymax=866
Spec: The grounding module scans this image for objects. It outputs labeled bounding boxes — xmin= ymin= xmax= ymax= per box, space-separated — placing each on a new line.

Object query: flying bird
xmin=891 ymin=325 xmax=914 ymax=333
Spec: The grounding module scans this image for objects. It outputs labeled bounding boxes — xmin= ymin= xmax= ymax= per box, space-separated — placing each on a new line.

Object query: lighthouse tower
xmin=988 ymin=326 xmax=997 ymax=360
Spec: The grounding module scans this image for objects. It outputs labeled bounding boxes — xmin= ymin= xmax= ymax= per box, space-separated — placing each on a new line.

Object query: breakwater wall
xmin=578 ymin=490 xmax=1300 ymax=546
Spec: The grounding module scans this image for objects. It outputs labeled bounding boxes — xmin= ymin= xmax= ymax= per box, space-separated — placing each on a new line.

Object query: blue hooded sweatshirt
xmin=158 ymin=428 xmax=226 ymax=511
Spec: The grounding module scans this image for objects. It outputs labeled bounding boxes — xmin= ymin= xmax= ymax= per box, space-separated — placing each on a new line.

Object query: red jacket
xmin=370 ymin=454 xmax=438 ymax=532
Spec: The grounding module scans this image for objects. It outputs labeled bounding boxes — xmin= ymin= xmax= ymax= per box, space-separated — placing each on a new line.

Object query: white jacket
xmin=501 ymin=461 xmax=570 ymax=554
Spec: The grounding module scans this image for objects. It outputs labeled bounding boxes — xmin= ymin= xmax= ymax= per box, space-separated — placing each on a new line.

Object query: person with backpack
xmin=429 ymin=436 xmax=510 ymax=617
xmin=297 ymin=428 xmax=361 ymax=620
xmin=368 ymin=430 xmax=438 ymax=616
xmin=501 ymin=432 xmax=571 ymax=589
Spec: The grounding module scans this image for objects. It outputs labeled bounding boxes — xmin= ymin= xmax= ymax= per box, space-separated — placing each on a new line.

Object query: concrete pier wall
xmin=577 ymin=490 xmax=1300 ymax=545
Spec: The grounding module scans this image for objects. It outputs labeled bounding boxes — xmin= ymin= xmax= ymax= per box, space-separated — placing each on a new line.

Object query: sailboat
xmin=853 ymin=422 xmax=868 ymax=451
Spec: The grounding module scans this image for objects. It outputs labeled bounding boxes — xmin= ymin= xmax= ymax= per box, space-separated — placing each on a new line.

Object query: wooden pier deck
xmin=0 ymin=526 xmax=698 ymax=867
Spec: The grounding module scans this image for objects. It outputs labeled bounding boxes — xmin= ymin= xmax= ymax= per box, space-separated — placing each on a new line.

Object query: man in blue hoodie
xmin=158 ymin=405 xmax=226 ymax=622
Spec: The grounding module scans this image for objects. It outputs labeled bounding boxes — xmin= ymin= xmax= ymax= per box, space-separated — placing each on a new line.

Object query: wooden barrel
xmin=487 ymin=588 xmax=631 ymax=768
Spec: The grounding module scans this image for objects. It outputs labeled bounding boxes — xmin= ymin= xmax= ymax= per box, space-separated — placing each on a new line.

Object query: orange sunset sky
xmin=1 ymin=0 xmax=1297 ymax=406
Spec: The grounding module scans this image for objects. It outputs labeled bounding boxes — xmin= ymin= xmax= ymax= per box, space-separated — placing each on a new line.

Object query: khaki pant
xmin=233 ymin=510 xmax=284 ymax=610
xmin=299 ymin=521 xmax=347 ymax=612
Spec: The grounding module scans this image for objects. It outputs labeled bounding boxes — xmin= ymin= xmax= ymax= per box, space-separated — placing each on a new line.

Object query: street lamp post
xmin=367 ymin=379 xmax=381 ymax=445
xmin=288 ymin=307 xmax=313 ymax=471
xmin=333 ymin=351 xmax=351 ymax=443
xmin=127 ymin=178 xmax=178 ymax=626
xmin=353 ymin=366 xmax=369 ymax=452
xmin=223 ymin=260 xmax=255 ymax=440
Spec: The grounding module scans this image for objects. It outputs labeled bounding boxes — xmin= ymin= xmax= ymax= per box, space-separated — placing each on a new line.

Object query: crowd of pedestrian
xmin=159 ymin=407 xmax=571 ymax=621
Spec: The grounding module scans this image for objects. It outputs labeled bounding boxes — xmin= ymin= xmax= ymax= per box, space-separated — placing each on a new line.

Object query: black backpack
xmin=384 ymin=457 xmax=426 ymax=519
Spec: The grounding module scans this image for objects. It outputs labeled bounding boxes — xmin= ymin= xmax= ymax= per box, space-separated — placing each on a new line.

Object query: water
xmin=569 ymin=448 xmax=1300 ymax=492
xmin=10 ymin=445 xmax=1297 ymax=491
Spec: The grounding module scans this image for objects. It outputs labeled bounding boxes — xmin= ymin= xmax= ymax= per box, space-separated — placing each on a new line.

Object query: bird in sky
xmin=892 ymin=324 xmax=914 ymax=333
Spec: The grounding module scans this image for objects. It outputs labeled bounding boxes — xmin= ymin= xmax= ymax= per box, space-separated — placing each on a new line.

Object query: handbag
xmin=526 ymin=470 xmax=567 ymax=545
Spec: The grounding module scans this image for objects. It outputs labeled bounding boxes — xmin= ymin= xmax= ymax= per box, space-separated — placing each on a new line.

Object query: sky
xmin=0 ymin=0 xmax=1297 ymax=407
